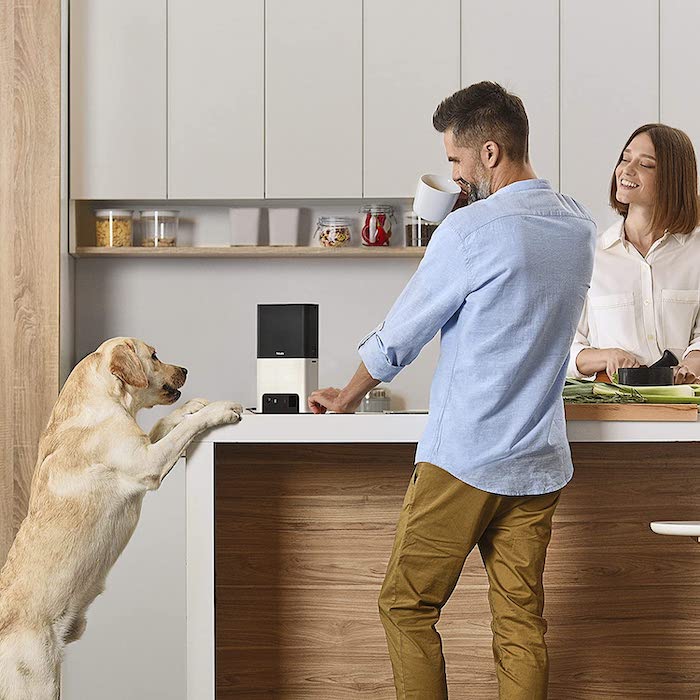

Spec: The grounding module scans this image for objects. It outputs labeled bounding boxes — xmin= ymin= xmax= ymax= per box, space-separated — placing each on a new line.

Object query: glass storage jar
xmin=140 ymin=210 xmax=179 ymax=247
xmin=404 ymin=211 xmax=439 ymax=247
xmin=359 ymin=204 xmax=394 ymax=246
xmin=315 ymin=216 xmax=353 ymax=248
xmin=358 ymin=387 xmax=391 ymax=413
xmin=95 ymin=210 xmax=133 ymax=247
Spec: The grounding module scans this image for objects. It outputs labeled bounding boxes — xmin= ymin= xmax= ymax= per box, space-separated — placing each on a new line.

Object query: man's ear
xmin=109 ymin=341 xmax=148 ymax=388
xmin=481 ymin=141 xmax=501 ymax=169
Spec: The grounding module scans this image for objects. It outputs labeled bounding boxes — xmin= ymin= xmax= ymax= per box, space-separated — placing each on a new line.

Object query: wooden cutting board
xmin=565 ymin=403 xmax=698 ymax=421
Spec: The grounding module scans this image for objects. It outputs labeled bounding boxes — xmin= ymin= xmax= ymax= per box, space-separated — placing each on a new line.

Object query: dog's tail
xmin=0 ymin=626 xmax=60 ymax=700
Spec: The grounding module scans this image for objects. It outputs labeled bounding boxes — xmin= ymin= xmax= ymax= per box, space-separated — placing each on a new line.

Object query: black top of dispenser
xmin=257 ymin=304 xmax=319 ymax=359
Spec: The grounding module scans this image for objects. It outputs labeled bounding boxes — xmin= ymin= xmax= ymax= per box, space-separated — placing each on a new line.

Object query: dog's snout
xmin=181 ymin=367 xmax=188 ymax=376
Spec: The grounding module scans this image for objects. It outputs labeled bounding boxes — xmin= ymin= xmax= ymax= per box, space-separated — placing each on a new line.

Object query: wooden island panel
xmin=215 ymin=442 xmax=700 ymax=699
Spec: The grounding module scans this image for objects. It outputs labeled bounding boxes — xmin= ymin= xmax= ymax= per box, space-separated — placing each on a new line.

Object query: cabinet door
xmin=561 ymin=0 xmax=659 ymax=228
xmin=364 ymin=1 xmax=460 ymax=198
xmin=661 ymin=0 xmax=700 ymax=163
xmin=462 ymin=0 xmax=559 ymax=188
xmin=70 ymin=0 xmax=166 ymax=199
xmin=168 ymin=0 xmax=264 ymax=199
xmin=266 ymin=0 xmax=362 ymax=198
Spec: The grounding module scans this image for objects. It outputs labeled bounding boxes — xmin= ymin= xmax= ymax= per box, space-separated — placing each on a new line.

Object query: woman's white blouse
xmin=568 ymin=222 xmax=700 ymax=378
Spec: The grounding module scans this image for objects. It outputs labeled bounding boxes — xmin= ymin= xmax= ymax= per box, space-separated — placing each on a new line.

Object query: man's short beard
xmin=460 ymin=177 xmax=491 ymax=205
xmin=472 ymin=177 xmax=491 ymax=202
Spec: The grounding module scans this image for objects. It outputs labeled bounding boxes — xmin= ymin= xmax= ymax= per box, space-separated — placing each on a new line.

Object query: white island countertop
xmin=195 ymin=411 xmax=700 ymax=444
xmin=184 ymin=411 xmax=700 ymax=700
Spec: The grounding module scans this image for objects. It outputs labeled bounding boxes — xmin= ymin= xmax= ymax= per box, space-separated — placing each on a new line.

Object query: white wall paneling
xmin=168 ymin=0 xmax=264 ymax=198
xmin=462 ymin=0 xmax=560 ymax=188
xmin=265 ymin=0 xmax=363 ymax=198
xmin=61 ymin=461 xmax=186 ymax=700
xmin=560 ymin=0 xmax=659 ymax=228
xmin=661 ymin=0 xmax=700 ymax=170
xmin=363 ymin=0 xmax=460 ymax=198
xmin=70 ymin=0 xmax=167 ymax=199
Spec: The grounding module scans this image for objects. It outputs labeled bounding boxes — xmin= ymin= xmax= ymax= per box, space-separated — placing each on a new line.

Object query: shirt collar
xmin=601 ymin=220 xmax=691 ymax=250
xmin=492 ymin=178 xmax=552 ymax=197
xmin=672 ymin=232 xmax=690 ymax=245
xmin=600 ymin=221 xmax=624 ymax=249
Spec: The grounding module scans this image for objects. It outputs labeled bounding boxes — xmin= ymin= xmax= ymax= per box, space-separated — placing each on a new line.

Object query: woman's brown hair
xmin=610 ymin=123 xmax=699 ymax=235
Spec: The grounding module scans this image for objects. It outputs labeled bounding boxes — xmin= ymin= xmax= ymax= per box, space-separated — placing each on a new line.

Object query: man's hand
xmin=308 ymin=362 xmax=380 ymax=415
xmin=307 ymin=387 xmax=361 ymax=414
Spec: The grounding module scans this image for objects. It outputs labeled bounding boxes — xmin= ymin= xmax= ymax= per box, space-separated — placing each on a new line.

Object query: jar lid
xmin=366 ymin=388 xmax=387 ymax=398
xmin=359 ymin=204 xmax=394 ymax=215
xmin=95 ymin=209 xmax=132 ymax=217
xmin=317 ymin=216 xmax=353 ymax=226
xmin=140 ymin=210 xmax=179 ymax=218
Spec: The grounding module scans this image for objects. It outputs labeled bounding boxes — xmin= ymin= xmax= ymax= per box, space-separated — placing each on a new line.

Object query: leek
xmin=563 ymin=379 xmax=700 ymax=404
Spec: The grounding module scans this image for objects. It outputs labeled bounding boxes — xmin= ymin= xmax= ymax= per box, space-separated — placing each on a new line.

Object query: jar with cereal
xmin=315 ymin=217 xmax=353 ymax=248
xmin=140 ymin=210 xmax=179 ymax=247
xmin=95 ymin=210 xmax=133 ymax=247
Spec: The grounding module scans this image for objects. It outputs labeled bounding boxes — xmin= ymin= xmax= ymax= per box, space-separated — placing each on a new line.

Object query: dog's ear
xmin=109 ymin=342 xmax=148 ymax=389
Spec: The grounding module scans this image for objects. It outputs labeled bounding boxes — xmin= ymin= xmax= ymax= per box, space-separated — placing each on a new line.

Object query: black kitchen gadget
xmin=617 ymin=350 xmax=679 ymax=386
xmin=257 ymin=304 xmax=319 ymax=413
xmin=262 ymin=393 xmax=300 ymax=413
xmin=257 ymin=304 xmax=318 ymax=359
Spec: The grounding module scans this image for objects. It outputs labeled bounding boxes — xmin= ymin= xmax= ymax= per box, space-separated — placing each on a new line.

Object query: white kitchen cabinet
xmin=363 ymin=1 xmax=459 ymax=198
xmin=265 ymin=0 xmax=362 ymax=198
xmin=661 ymin=0 xmax=700 ymax=165
xmin=462 ymin=0 xmax=559 ymax=189
xmin=561 ymin=0 xmax=659 ymax=228
xmin=168 ymin=0 xmax=264 ymax=199
xmin=70 ymin=0 xmax=166 ymax=199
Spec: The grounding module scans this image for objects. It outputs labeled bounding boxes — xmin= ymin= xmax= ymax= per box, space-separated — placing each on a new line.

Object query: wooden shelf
xmin=72 ymin=245 xmax=425 ymax=259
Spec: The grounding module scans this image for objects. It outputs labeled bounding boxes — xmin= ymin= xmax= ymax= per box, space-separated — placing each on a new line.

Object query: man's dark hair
xmin=433 ymin=82 xmax=529 ymax=162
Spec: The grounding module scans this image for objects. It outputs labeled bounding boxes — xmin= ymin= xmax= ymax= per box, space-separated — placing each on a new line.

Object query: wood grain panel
xmin=0 ymin=0 xmax=16 ymax=562
xmin=215 ymin=443 xmax=700 ymax=699
xmin=565 ymin=403 xmax=698 ymax=421
xmin=0 ymin=0 xmax=61 ymax=562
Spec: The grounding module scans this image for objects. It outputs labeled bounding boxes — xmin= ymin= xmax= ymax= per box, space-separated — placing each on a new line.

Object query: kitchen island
xmin=186 ymin=414 xmax=700 ymax=700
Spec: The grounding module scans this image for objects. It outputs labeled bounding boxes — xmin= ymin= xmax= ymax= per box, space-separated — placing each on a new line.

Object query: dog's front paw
xmin=181 ymin=398 xmax=210 ymax=415
xmin=202 ymin=400 xmax=243 ymax=428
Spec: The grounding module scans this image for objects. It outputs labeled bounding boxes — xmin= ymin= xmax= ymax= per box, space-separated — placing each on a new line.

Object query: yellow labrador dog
xmin=0 ymin=337 xmax=242 ymax=700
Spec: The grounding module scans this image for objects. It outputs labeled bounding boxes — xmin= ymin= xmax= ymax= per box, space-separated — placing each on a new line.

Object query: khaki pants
xmin=379 ymin=462 xmax=561 ymax=700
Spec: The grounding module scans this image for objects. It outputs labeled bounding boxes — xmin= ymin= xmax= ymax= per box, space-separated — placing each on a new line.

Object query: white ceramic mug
xmin=412 ymin=174 xmax=461 ymax=223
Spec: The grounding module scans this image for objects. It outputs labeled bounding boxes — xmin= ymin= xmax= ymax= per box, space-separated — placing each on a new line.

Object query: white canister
xmin=268 ymin=208 xmax=300 ymax=246
xmin=229 ymin=208 xmax=261 ymax=246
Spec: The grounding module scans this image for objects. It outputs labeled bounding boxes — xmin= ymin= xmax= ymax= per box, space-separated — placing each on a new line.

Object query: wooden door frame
xmin=0 ymin=0 xmax=62 ymax=562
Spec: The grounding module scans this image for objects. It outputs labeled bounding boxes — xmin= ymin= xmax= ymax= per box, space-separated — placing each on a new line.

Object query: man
xmin=308 ymin=82 xmax=596 ymax=699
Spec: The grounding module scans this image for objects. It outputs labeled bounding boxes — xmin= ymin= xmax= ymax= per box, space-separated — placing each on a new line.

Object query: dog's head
xmin=101 ymin=338 xmax=187 ymax=408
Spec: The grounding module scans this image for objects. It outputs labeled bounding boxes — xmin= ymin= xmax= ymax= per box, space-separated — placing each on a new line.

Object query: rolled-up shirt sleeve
xmin=567 ymin=296 xmax=595 ymax=379
xmin=357 ymin=223 xmax=471 ymax=382
xmin=682 ymin=305 xmax=700 ymax=359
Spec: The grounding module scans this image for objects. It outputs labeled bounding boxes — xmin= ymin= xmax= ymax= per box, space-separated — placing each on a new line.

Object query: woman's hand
xmin=674 ymin=365 xmax=698 ymax=385
xmin=604 ymin=348 xmax=641 ymax=378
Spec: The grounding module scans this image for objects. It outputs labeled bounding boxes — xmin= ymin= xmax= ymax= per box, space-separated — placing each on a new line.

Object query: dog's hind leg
xmin=0 ymin=628 xmax=61 ymax=700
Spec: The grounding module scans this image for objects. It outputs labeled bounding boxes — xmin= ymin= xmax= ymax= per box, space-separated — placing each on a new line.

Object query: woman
xmin=569 ymin=124 xmax=700 ymax=384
